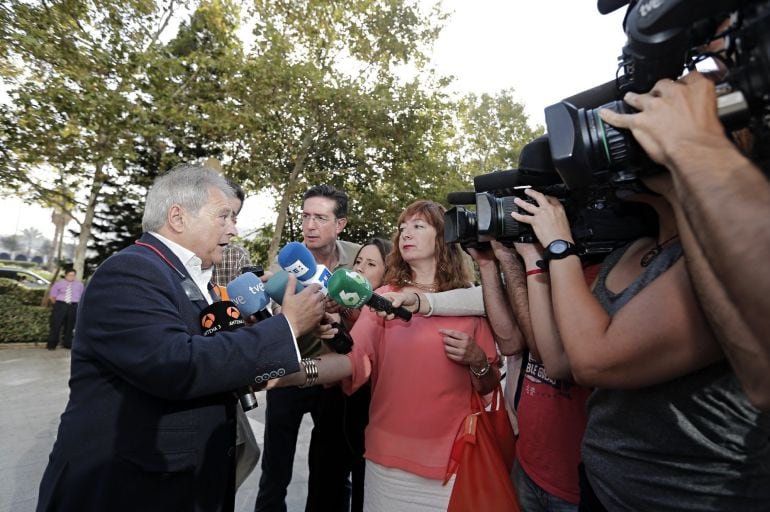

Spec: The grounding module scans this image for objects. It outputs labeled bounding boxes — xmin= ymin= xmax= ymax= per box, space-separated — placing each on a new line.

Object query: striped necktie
xmin=64 ymin=283 xmax=72 ymax=304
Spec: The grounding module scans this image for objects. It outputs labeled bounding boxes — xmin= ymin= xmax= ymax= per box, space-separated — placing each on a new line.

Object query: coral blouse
xmin=343 ymin=285 xmax=497 ymax=480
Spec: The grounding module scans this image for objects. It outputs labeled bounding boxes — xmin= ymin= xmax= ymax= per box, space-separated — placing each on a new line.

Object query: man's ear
xmin=167 ymin=204 xmax=186 ymax=234
xmin=335 ymin=217 xmax=347 ymax=235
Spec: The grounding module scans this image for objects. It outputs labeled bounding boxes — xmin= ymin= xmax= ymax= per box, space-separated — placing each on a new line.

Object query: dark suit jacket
xmin=37 ymin=234 xmax=300 ymax=512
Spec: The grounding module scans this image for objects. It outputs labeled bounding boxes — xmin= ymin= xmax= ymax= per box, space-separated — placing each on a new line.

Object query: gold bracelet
xmin=469 ymin=359 xmax=491 ymax=378
xmin=299 ymin=358 xmax=319 ymax=388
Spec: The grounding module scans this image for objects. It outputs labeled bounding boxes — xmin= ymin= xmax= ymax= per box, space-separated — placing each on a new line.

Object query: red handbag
xmin=444 ymin=384 xmax=519 ymax=512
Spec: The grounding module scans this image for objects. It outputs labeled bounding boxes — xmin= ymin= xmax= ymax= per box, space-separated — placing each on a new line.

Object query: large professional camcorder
xmin=444 ymin=136 xmax=655 ymax=253
xmin=445 ymin=0 xmax=770 ymax=252
xmin=547 ymin=0 xmax=770 ymax=189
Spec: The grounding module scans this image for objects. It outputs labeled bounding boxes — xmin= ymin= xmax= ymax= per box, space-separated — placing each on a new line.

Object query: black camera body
xmin=546 ymin=0 xmax=770 ymax=190
xmin=444 ymin=136 xmax=655 ymax=253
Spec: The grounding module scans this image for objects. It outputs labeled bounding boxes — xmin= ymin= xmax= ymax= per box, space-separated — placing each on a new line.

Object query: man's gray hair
xmin=142 ymin=164 xmax=236 ymax=232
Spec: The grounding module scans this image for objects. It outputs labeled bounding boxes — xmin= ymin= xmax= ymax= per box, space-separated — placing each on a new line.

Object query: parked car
xmin=0 ymin=267 xmax=51 ymax=289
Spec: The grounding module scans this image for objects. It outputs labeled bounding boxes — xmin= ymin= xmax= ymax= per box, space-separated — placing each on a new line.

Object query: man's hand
xmin=599 ymin=72 xmax=730 ymax=169
xmin=466 ymin=245 xmax=496 ymax=269
xmin=280 ymin=274 xmax=325 ymax=337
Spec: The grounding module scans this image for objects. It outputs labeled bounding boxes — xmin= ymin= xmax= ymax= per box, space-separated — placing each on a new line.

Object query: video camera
xmin=444 ymin=136 xmax=655 ymax=253
xmin=547 ymin=0 xmax=770 ymax=189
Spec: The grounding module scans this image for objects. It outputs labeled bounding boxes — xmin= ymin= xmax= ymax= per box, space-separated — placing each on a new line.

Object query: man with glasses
xmin=256 ymin=184 xmax=361 ymax=512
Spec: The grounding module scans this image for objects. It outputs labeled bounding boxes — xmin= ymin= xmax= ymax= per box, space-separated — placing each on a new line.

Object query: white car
xmin=0 ymin=267 xmax=51 ymax=288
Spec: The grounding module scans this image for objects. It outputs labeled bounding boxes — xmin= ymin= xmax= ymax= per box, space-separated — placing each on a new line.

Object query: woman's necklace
xmin=640 ymin=234 xmax=679 ymax=267
xmin=405 ymin=279 xmax=438 ymax=292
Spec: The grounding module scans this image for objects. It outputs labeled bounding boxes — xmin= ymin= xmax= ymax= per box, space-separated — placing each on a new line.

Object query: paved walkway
xmin=0 ymin=346 xmax=313 ymax=512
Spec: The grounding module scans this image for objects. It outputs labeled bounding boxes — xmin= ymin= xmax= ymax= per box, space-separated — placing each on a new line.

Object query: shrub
xmin=0 ymin=279 xmax=50 ymax=343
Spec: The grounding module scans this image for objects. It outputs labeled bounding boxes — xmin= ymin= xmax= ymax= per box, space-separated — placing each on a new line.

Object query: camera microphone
xmin=447 ymin=191 xmax=477 ymax=205
xmin=597 ymin=0 xmax=629 ymax=15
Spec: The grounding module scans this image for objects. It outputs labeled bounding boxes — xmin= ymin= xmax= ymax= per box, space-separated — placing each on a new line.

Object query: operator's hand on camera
xmin=598 ymin=72 xmax=729 ymax=170
xmin=511 ymin=189 xmax=573 ymax=247
xmin=439 ymin=328 xmax=486 ymax=369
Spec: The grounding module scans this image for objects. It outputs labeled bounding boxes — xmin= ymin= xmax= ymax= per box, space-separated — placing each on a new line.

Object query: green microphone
xmin=327 ymin=269 xmax=412 ymax=321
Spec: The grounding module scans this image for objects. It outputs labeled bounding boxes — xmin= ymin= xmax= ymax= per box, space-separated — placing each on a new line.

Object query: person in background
xmin=46 ymin=269 xmax=84 ymax=350
xmin=271 ymin=200 xmax=499 ymax=512
xmin=209 ymin=178 xmax=261 ymax=490
xmin=256 ymin=184 xmax=361 ymax=512
xmin=36 ymin=164 xmax=325 ymax=512
xmin=338 ymin=237 xmax=391 ymax=512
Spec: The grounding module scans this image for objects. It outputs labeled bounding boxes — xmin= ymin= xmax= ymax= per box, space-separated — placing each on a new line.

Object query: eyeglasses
xmin=301 ymin=213 xmax=336 ymax=225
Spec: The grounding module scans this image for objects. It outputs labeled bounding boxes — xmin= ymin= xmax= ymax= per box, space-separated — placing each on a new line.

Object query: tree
xmin=0 ymin=234 xmax=21 ymax=255
xmin=20 ymin=227 xmax=43 ymax=259
xmin=0 ymin=0 xmax=186 ymax=277
xmin=228 ymin=0 xmax=453 ymax=258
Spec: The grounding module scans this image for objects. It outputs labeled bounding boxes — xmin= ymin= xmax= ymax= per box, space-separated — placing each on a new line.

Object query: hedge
xmin=0 ymin=278 xmax=49 ymax=343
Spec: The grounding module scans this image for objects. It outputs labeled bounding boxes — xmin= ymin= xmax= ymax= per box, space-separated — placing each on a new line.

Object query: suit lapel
xmin=138 ymin=233 xmax=211 ymax=312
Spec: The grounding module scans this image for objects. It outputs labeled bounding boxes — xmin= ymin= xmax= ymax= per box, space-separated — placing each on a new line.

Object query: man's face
xmin=64 ymin=271 xmax=76 ymax=282
xmin=183 ymin=186 xmax=237 ymax=269
xmin=301 ymin=196 xmax=345 ymax=252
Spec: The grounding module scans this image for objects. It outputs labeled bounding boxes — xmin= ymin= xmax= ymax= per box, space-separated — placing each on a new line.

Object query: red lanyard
xmin=134 ymin=240 xmax=186 ymax=279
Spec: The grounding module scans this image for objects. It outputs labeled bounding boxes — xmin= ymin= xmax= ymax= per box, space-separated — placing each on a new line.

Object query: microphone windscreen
xmin=199 ymin=300 xmax=244 ymax=336
xmin=327 ymin=269 xmax=373 ymax=309
xmin=447 ymin=191 xmax=477 ymax=205
xmin=277 ymin=242 xmax=316 ymax=281
xmin=226 ymin=273 xmax=270 ymax=316
xmin=264 ymin=270 xmax=304 ymax=305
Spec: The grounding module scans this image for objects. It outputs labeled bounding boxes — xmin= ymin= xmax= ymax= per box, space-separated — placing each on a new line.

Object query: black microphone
xmin=447 ymin=191 xmax=477 ymax=205
xmin=199 ymin=298 xmax=261 ymax=411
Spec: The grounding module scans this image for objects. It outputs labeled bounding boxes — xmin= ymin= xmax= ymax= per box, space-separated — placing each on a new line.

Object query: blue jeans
xmin=513 ymin=458 xmax=578 ymax=512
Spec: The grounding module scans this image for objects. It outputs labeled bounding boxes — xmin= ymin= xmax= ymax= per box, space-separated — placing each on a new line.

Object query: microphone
xmin=226 ymin=272 xmax=272 ymax=321
xmin=447 ymin=191 xmax=477 ymax=205
xmin=264 ymin=270 xmax=304 ymax=306
xmin=198 ymin=300 xmax=258 ymax=411
xmin=265 ymin=270 xmax=352 ymax=354
xmin=327 ymin=269 xmax=412 ymax=322
xmin=199 ymin=300 xmax=246 ymax=336
xmin=277 ymin=242 xmax=332 ymax=292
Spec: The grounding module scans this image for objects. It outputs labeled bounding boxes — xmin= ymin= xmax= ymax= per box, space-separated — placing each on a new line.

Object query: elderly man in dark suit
xmin=37 ymin=164 xmax=325 ymax=512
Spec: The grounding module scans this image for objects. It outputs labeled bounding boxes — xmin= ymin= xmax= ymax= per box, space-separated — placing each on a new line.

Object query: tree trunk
xmin=72 ymin=164 xmax=106 ymax=277
xmin=267 ymin=130 xmax=315 ymax=263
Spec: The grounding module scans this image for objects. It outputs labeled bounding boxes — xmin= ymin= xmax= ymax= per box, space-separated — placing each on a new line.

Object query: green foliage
xmin=0 ymin=279 xmax=48 ymax=342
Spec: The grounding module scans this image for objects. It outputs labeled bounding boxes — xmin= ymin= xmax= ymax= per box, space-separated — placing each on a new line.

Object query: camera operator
xmin=598 ymin=70 xmax=770 ymax=411
xmin=511 ymin=181 xmax=770 ymax=510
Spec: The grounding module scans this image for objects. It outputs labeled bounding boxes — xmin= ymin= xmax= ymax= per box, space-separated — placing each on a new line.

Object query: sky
xmin=1 ymin=0 xmax=629 ymax=242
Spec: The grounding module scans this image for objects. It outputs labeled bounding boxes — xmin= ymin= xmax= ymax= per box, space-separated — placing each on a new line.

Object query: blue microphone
xmin=226 ymin=272 xmax=271 ymax=321
xmin=277 ymin=242 xmax=332 ymax=292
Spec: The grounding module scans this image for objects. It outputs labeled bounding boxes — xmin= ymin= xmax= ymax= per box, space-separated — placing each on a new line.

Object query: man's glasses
xmin=301 ymin=213 xmax=336 ymax=225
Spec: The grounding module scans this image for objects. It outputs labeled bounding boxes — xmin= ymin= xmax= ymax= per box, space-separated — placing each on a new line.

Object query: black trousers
xmin=47 ymin=301 xmax=77 ymax=349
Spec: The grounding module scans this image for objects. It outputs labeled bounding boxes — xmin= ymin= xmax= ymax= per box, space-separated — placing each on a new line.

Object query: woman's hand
xmin=511 ymin=189 xmax=573 ymax=246
xmin=439 ymin=328 xmax=488 ymax=369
